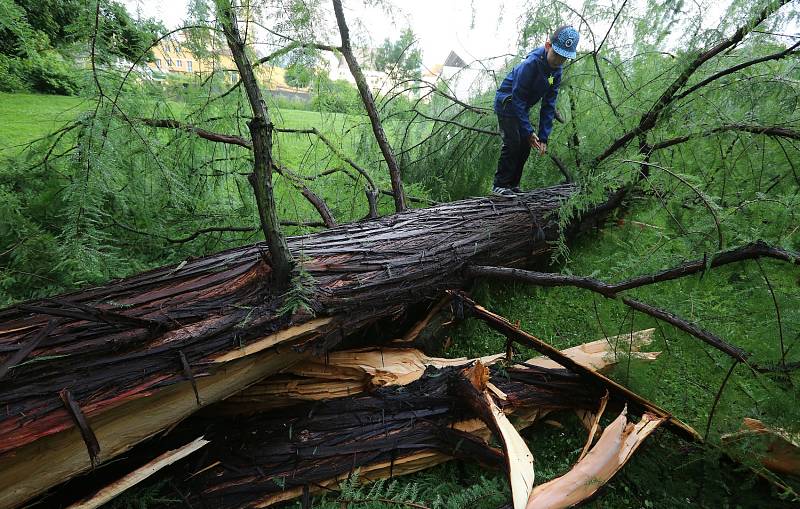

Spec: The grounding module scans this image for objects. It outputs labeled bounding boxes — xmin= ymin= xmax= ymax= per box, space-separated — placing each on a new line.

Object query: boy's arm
xmin=510 ymin=59 xmax=536 ymax=139
xmin=537 ymin=72 xmax=562 ymax=143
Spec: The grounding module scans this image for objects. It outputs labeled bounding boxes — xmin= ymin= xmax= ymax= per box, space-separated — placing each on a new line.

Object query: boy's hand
xmin=537 ymin=142 xmax=547 ymax=155
xmin=528 ymin=134 xmax=547 ymax=155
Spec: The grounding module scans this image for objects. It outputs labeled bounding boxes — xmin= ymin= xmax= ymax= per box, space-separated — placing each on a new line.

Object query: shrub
xmin=25 ymin=50 xmax=80 ymax=95
xmin=0 ymin=54 xmax=28 ymax=92
xmin=311 ymin=75 xmax=362 ymax=114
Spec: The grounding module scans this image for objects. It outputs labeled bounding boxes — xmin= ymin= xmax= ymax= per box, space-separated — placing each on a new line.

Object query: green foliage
xmin=278 ymin=260 xmax=317 ymax=317
xmin=283 ymin=48 xmax=316 ymax=88
xmin=0 ymin=0 xmax=162 ymax=95
xmin=311 ymin=74 xmax=363 ymax=113
xmin=0 ymin=54 xmax=27 ymax=92
xmin=22 ymin=50 xmax=80 ymax=95
xmin=373 ymin=27 xmax=423 ymax=81
xmin=306 ymin=467 xmax=508 ymax=509
xmin=95 ymin=1 xmax=164 ymax=63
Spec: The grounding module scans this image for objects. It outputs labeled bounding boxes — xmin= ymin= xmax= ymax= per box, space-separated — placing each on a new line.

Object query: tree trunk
xmin=0 ymin=185 xmax=578 ymax=509
xmin=332 ymin=0 xmax=406 ymax=212
xmin=218 ymin=0 xmax=294 ymax=286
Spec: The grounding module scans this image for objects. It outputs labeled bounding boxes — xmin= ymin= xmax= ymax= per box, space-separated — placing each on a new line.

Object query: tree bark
xmin=218 ymin=0 xmax=294 ymax=287
xmin=0 ymin=185 xmax=577 ymax=509
xmin=332 ymin=0 xmax=406 ymax=212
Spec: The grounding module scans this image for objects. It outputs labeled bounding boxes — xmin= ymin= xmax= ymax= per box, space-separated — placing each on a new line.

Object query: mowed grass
xmin=0 ymin=92 xmax=362 ymax=163
xmin=0 ymin=93 xmax=88 ymax=153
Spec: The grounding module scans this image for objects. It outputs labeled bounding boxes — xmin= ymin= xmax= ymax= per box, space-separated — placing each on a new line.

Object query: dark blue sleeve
xmin=538 ymin=72 xmax=561 ymax=142
xmin=510 ymin=59 xmax=535 ymax=139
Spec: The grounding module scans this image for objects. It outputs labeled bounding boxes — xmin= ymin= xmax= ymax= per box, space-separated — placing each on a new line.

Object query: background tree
xmin=0 ymin=0 xmax=162 ymax=94
xmin=373 ymin=27 xmax=423 ymax=81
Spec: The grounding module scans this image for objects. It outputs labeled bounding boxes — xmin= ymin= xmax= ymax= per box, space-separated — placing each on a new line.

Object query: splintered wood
xmin=61 ymin=329 xmax=662 ymax=509
xmin=0 ymin=186 xmax=575 ymax=508
xmin=221 ymin=330 xmax=656 ymax=413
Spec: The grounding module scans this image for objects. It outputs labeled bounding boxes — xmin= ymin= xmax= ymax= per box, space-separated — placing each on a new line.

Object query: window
xmin=166 ymin=58 xmax=173 ymax=66
xmin=155 ymin=59 xmax=161 ymax=68
xmin=187 ymin=60 xmax=193 ymax=72
xmin=176 ymin=60 xmax=182 ymax=67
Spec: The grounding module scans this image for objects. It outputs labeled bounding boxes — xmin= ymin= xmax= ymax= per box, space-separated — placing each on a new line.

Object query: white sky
xmin=124 ymin=0 xmax=531 ymax=68
xmin=124 ymin=0 xmax=795 ymax=70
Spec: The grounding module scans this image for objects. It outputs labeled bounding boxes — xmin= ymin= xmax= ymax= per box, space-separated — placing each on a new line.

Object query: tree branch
xmin=136 ymin=118 xmax=252 ymax=148
xmin=591 ymin=0 xmax=791 ymax=166
xmin=469 ymin=240 xmax=798 ymax=298
xmin=674 ymin=40 xmax=800 ymax=101
xmin=272 ymin=165 xmax=337 ymax=228
xmin=467 ymin=240 xmax=800 ymax=363
xmin=332 ymin=0 xmax=406 ymax=212
xmin=218 ymin=0 xmax=293 ymax=285
xmin=651 ymin=124 xmax=800 ymax=151
xmin=110 ymin=218 xmax=257 ymax=243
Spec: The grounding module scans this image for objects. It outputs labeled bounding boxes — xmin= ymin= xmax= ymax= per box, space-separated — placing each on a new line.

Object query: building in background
xmin=425 ymin=50 xmax=497 ymax=102
xmin=146 ymin=32 xmax=303 ymax=98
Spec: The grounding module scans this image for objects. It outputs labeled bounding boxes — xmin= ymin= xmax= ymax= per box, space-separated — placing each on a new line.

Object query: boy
xmin=492 ymin=25 xmax=579 ymax=197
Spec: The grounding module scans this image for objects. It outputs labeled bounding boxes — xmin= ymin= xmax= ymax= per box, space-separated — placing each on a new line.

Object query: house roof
xmin=443 ymin=51 xmax=467 ymax=68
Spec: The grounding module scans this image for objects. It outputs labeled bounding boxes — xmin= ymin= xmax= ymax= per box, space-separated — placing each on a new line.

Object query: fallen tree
xmin=0 ymin=186 xmax=576 ymax=509
xmin=61 ymin=329 xmax=662 ymax=509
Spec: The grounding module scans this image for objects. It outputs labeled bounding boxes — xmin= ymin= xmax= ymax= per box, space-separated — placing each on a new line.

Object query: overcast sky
xmin=124 ymin=0 xmax=533 ymax=68
xmin=123 ymin=0 xmax=795 ymax=70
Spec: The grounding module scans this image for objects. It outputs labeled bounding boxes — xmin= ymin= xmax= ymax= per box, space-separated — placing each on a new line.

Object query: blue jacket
xmin=494 ymin=46 xmax=562 ymax=143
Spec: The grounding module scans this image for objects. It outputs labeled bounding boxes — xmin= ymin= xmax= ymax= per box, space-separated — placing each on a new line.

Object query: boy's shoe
xmin=492 ymin=186 xmax=516 ymax=197
xmin=510 ymin=186 xmax=523 ymax=193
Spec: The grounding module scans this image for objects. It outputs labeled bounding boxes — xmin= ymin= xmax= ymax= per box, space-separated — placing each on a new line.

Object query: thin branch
xmin=622 ymin=298 xmax=749 ymax=362
xmin=467 ymin=240 xmax=800 ymax=362
xmin=651 ymin=124 xmax=800 ymax=151
xmin=469 ymin=240 xmax=798 ymax=297
xmin=272 ymin=165 xmax=337 ymax=228
xmin=591 ymin=0 xmax=791 ymax=166
xmin=136 ymin=118 xmax=252 ymax=148
xmin=549 ymin=153 xmax=574 ymax=182
xmin=410 ymin=108 xmax=499 ymax=136
xmin=111 ymin=218 xmax=258 ymax=243
xmin=674 ymin=40 xmax=800 ymax=101
xmin=755 ymin=260 xmax=786 ymax=369
xmin=704 ymin=359 xmax=739 ymax=441
xmin=274 ymin=127 xmax=378 ymax=192
xmin=625 ymin=160 xmax=723 ymax=250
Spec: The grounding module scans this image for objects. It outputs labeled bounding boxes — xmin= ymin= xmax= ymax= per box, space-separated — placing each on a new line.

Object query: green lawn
xmin=0 ymin=92 xmax=358 ymax=159
xmin=0 ymin=93 xmax=87 ymax=152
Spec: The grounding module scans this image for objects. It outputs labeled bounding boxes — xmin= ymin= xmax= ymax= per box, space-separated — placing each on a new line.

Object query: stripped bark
xmin=0 ymin=186 xmax=576 ymax=509
xmin=221 ymin=329 xmax=656 ymax=413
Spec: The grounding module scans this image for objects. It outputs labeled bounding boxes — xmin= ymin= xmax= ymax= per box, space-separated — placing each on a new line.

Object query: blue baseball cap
xmin=551 ymin=25 xmax=580 ymax=59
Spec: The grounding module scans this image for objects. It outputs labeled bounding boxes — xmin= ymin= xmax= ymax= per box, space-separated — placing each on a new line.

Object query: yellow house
xmin=147 ymin=33 xmax=296 ymax=91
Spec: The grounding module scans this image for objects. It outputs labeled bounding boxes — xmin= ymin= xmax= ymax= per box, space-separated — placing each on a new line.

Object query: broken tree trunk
xmin=141 ymin=362 xmax=607 ymax=508
xmin=98 ymin=334 xmax=661 ymax=509
xmin=48 ymin=328 xmax=662 ymax=509
xmin=219 ymin=329 xmax=657 ymax=413
xmin=0 ymin=185 xmax=575 ymax=509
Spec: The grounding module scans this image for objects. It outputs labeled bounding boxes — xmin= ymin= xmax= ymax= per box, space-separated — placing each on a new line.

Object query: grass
xmin=0 ymin=92 xmax=88 ymax=153
xmin=434 ymin=195 xmax=800 ymax=508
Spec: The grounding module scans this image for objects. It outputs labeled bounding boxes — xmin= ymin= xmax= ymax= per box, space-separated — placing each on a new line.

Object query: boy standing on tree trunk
xmin=492 ymin=25 xmax=580 ymax=197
